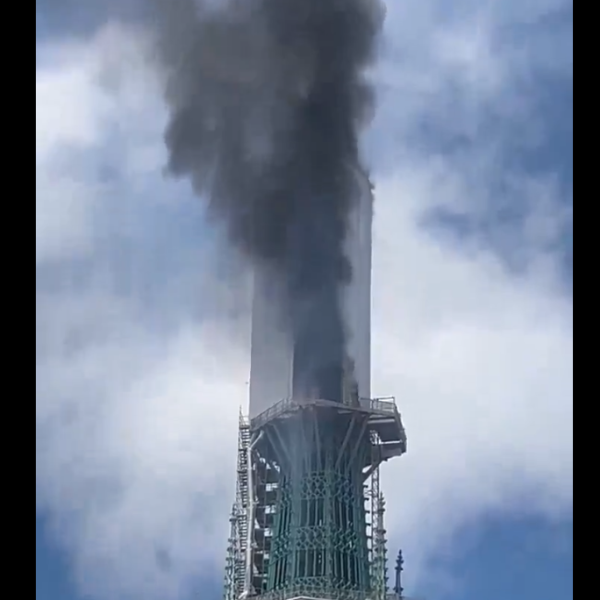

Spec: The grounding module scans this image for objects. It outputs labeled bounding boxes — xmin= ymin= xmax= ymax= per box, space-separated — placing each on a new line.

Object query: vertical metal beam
xmin=346 ymin=416 xmax=370 ymax=471
xmin=335 ymin=415 xmax=357 ymax=470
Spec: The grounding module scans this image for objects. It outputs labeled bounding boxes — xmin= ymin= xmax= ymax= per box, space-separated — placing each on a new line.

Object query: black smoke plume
xmin=156 ymin=0 xmax=383 ymax=401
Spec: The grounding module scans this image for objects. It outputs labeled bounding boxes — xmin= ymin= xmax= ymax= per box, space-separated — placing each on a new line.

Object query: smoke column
xmin=156 ymin=0 xmax=383 ymax=401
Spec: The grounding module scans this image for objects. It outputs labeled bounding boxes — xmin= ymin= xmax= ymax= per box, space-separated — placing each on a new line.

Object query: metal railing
xmin=251 ymin=396 xmax=400 ymax=431
xmin=250 ymin=397 xmax=297 ymax=430
xmin=361 ymin=396 xmax=397 ymax=414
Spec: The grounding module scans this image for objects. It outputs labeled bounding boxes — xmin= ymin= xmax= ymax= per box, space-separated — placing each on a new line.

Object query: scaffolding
xmin=223 ymin=396 xmax=407 ymax=600
xmin=370 ymin=432 xmax=389 ymax=600
xmin=223 ymin=413 xmax=252 ymax=600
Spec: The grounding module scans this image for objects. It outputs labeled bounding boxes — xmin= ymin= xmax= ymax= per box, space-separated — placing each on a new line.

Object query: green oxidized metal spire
xmin=265 ymin=411 xmax=372 ymax=599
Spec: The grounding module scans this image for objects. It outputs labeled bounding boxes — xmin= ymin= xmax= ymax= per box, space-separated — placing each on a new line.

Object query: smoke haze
xmin=155 ymin=0 xmax=384 ymax=400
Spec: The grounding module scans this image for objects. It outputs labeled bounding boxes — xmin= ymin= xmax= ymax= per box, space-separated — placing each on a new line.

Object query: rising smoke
xmin=155 ymin=0 xmax=383 ymax=401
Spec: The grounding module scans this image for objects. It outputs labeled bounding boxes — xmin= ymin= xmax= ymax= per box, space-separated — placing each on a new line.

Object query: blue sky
xmin=36 ymin=1 xmax=573 ymax=599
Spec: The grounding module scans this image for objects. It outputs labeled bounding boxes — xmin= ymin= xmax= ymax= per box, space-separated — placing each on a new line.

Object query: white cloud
xmin=36 ymin=3 xmax=572 ymax=600
xmin=36 ymin=23 xmax=162 ymax=264
xmin=36 ymin=50 xmax=103 ymax=262
xmin=373 ymin=170 xmax=572 ymax=586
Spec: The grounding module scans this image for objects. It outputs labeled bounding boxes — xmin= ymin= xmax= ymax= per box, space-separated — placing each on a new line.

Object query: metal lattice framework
xmin=223 ymin=413 xmax=252 ymax=600
xmin=223 ymin=396 xmax=407 ymax=600
xmin=370 ymin=436 xmax=389 ymax=600
xmin=265 ymin=414 xmax=372 ymax=597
